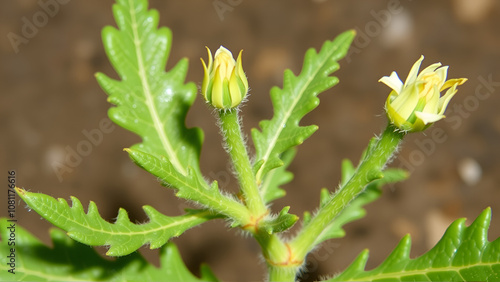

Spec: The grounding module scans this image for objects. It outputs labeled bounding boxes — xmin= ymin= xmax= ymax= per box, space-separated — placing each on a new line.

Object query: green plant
xmin=2 ymin=0 xmax=499 ymax=281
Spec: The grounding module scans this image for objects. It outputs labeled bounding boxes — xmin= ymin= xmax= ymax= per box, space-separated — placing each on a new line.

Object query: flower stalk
xmin=289 ymin=124 xmax=405 ymax=261
xmin=201 ymin=46 xmax=267 ymax=220
xmin=218 ymin=109 xmax=268 ymax=219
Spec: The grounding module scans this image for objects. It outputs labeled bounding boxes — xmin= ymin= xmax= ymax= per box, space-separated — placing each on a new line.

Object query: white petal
xmin=415 ymin=111 xmax=444 ymax=124
xmin=404 ymin=55 xmax=424 ymax=85
xmin=379 ymin=71 xmax=403 ymax=94
xmin=215 ymin=46 xmax=234 ymax=58
xmin=438 ymin=84 xmax=458 ymax=115
xmin=435 ymin=66 xmax=449 ymax=84
xmin=418 ymin=62 xmax=442 ymax=78
xmin=422 ymin=85 xmax=440 ymax=113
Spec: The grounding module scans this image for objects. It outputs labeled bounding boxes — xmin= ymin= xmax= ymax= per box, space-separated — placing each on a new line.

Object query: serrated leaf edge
xmin=16 ymin=188 xmax=215 ymax=256
xmin=326 ymin=208 xmax=500 ymax=281
xmin=253 ymin=30 xmax=355 ymax=183
xmin=119 ymin=0 xmax=187 ymax=176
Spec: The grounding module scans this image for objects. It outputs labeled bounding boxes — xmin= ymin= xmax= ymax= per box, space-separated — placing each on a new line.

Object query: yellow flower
xmin=201 ymin=46 xmax=249 ymax=109
xmin=380 ymin=55 xmax=467 ymax=132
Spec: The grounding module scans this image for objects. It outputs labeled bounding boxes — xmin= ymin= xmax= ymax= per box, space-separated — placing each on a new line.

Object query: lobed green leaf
xmin=94 ymin=0 xmax=249 ymax=224
xmin=126 ymin=149 xmax=250 ymax=223
xmin=326 ymin=208 xmax=500 ymax=281
xmin=0 ymin=218 xmax=218 ymax=281
xmin=95 ymin=0 xmax=203 ymax=183
xmin=260 ymin=206 xmax=299 ymax=234
xmin=16 ymin=188 xmax=218 ymax=256
xmin=251 ymin=30 xmax=355 ymax=185
xmin=259 ymin=148 xmax=296 ymax=204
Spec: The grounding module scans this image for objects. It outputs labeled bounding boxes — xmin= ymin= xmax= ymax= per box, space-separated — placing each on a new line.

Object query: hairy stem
xmin=289 ymin=124 xmax=405 ymax=260
xmin=268 ymin=266 xmax=298 ymax=282
xmin=219 ymin=110 xmax=297 ymax=280
xmin=218 ymin=109 xmax=268 ymax=217
xmin=254 ymin=231 xmax=299 ymax=282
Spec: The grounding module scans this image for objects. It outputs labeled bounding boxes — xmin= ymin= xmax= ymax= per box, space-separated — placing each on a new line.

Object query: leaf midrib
xmin=255 ymin=44 xmax=337 ymax=182
xmin=346 ymin=262 xmax=499 ymax=281
xmin=128 ymin=0 xmax=187 ymax=176
xmin=259 ymin=164 xmax=277 ymax=201
xmin=35 ymin=197 xmax=210 ymax=237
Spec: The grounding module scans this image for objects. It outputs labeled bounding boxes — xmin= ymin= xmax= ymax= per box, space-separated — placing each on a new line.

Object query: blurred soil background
xmin=1 ymin=0 xmax=500 ymax=281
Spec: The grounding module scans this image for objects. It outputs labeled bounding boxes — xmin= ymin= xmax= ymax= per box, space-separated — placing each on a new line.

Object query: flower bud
xmin=380 ymin=55 xmax=467 ymax=132
xmin=201 ymin=46 xmax=249 ymax=109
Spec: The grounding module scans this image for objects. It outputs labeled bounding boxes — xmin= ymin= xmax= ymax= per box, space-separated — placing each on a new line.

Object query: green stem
xmin=254 ymin=231 xmax=299 ymax=282
xmin=268 ymin=266 xmax=297 ymax=282
xmin=218 ymin=109 xmax=268 ymax=217
xmin=219 ymin=109 xmax=297 ymax=279
xmin=289 ymin=124 xmax=405 ymax=260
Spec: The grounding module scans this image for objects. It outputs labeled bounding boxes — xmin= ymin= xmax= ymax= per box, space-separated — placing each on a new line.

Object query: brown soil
xmin=1 ymin=0 xmax=500 ymax=281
